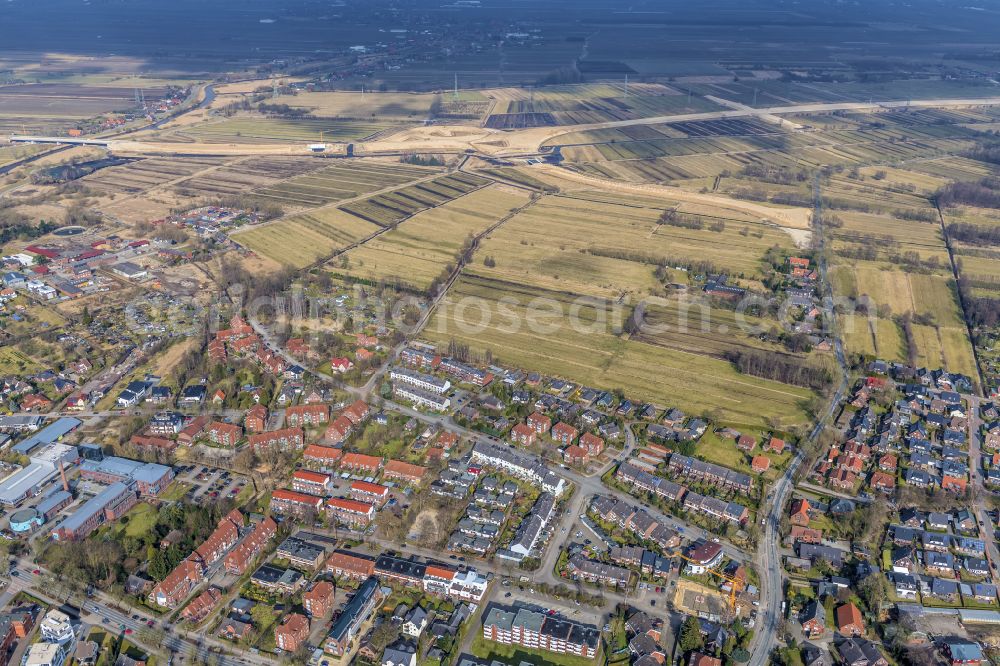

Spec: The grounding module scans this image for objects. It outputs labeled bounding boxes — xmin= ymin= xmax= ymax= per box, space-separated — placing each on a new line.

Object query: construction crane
xmin=671 ymin=549 xmax=744 ymax=610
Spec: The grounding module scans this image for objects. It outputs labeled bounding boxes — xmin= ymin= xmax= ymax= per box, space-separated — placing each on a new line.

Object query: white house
xmin=39 ymin=609 xmax=75 ymax=644
xmin=25 ymin=643 xmax=67 ymax=666
xmin=401 ymin=606 xmax=428 ymax=638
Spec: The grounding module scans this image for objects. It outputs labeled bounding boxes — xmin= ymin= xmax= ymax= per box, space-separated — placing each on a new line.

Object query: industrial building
xmin=52 ymin=481 xmax=138 ymax=541
xmin=78 ymin=456 xmax=174 ymax=496
xmin=10 ymin=418 xmax=80 ymax=455
xmin=0 ymin=443 xmax=77 ymax=506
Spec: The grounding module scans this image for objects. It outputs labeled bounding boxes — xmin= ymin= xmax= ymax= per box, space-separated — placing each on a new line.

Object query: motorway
xmin=93 ymin=96 xmax=1000 ymax=160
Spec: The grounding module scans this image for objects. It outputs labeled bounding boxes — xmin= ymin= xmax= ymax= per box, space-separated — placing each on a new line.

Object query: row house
xmin=341 ymin=452 xmax=383 ymax=475
xmin=224 ymin=517 xmax=277 ymax=575
xmin=325 ymin=551 xmax=377 ymax=581
xmin=350 ymin=480 xmax=390 ymax=507
xmin=483 ymin=606 xmax=599 ymax=658
xmin=683 ymin=492 xmax=750 ymax=525
xmin=439 ymin=358 xmax=493 ymax=386
xmin=248 ymin=427 xmax=304 ymax=451
xmin=400 ymin=347 xmax=441 ymax=371
xmin=471 ymin=441 xmax=567 ymax=496
xmin=390 ymin=368 xmax=450 ymax=394
xmin=292 ymin=469 xmax=333 ymax=496
xmin=567 ymin=554 xmax=631 ymax=586
xmin=383 ymin=460 xmax=427 ymax=486
xmin=206 ymin=421 xmax=243 ymax=447
xmin=192 ymin=509 xmax=244 ymax=566
xmin=181 ymin=588 xmax=222 ymax=623
xmin=285 ymin=404 xmax=329 ymax=427
xmin=667 ymin=454 xmax=753 ymax=493
xmin=326 ymin=497 xmax=376 ymax=526
xmin=270 ymin=489 xmax=324 ymax=517
xmin=303 ymin=444 xmax=343 ymax=469
xmin=149 ymin=559 xmax=202 ymax=609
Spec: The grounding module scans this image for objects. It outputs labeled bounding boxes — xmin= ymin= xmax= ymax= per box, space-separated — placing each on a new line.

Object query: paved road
xmin=744 ymin=173 xmax=850 ymax=666
xmin=964 ymin=394 xmax=1000 ymax=572
xmin=10 ymin=558 xmax=265 ymax=666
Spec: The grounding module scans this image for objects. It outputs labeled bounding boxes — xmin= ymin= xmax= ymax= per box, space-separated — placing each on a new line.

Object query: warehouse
xmin=11 ymin=418 xmax=80 ymax=455
xmin=0 ymin=443 xmax=77 ymax=506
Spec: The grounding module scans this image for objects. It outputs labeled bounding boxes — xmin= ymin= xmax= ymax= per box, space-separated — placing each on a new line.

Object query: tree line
xmin=726 ymin=349 xmax=832 ymax=390
xmin=936 ymin=178 xmax=1000 ymax=209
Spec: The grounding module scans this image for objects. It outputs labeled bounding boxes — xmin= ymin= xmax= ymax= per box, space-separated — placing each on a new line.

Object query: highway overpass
xmin=9 ymin=135 xmax=111 ymax=147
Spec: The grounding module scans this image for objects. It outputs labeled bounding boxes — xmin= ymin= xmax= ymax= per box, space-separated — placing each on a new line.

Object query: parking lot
xmin=174 ymin=465 xmax=247 ymax=502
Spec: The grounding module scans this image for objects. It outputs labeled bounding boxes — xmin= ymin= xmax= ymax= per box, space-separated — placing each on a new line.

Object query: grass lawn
xmin=159 ymin=481 xmax=192 ymax=502
xmin=119 ymin=503 xmax=158 ymax=539
xmin=469 ymin=634 xmax=600 ymax=666
xmin=0 ymin=346 xmax=41 ymax=375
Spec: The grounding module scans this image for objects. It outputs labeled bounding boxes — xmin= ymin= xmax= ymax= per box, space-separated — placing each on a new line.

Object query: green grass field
xmin=0 ymin=346 xmax=41 ymax=375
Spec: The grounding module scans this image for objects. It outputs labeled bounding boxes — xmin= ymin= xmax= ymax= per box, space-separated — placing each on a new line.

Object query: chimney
xmin=58 ymin=460 xmax=70 ymax=493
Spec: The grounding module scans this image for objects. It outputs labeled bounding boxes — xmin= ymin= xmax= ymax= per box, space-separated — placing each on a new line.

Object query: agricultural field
xmin=340 ymin=172 xmax=490 ymax=227
xmin=81 ymin=156 xmax=230 ymax=195
xmin=233 ymin=207 xmax=379 ymax=269
xmin=550 ymin=109 xmax=982 ymax=189
xmin=682 ymin=78 xmax=999 ymax=108
xmin=840 ymin=315 xmax=907 ymax=363
xmin=420 ymin=190 xmax=816 ymax=428
xmin=252 ymin=160 xmax=439 ymax=208
xmin=259 ymin=91 xmax=487 ymax=121
xmin=166 ymin=116 xmax=402 ymax=144
xmin=423 ymin=274 xmax=813 ymax=429
xmin=462 ymin=192 xmax=795 ymax=300
xmin=631 ymin=297 xmax=796 ymax=359
xmin=0 ymin=83 xmax=163 ymax=116
xmin=820 ymin=162 xmax=979 ymax=378
xmin=170 ymin=156 xmax=327 ymax=197
xmin=331 ymin=185 xmax=532 ymax=290
xmin=486 ymin=83 xmax=722 ymax=125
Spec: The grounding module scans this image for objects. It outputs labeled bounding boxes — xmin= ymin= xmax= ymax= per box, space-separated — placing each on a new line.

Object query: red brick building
xmin=206 ymin=421 xmax=242 ymax=447
xmin=244 ymin=405 xmax=268 ymax=433
xmin=275 ymin=613 xmax=310 ymax=652
xmin=285 ymin=404 xmax=329 ymax=428
xmin=248 ymin=427 xmax=304 ymax=451
xmin=303 ymin=581 xmax=334 ymax=618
